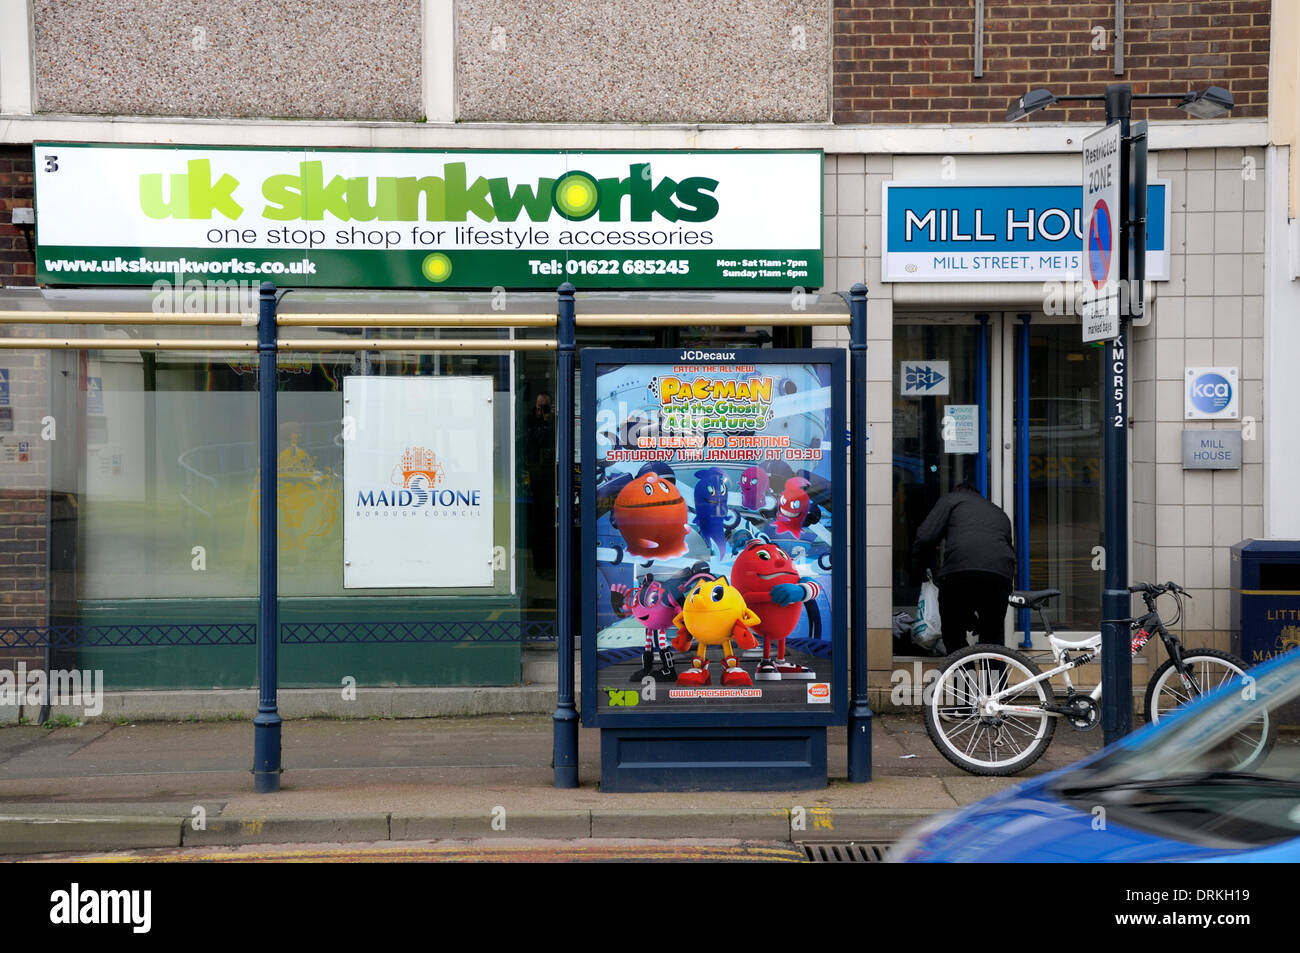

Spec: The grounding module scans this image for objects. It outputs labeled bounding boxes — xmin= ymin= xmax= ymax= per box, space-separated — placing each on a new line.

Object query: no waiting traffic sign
xmin=1082 ymin=122 xmax=1121 ymax=342
xmin=1087 ymin=199 xmax=1112 ymax=289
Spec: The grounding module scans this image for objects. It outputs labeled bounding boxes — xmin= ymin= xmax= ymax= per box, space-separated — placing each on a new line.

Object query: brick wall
xmin=0 ymin=146 xmax=46 ymax=673
xmin=0 ymin=490 xmax=48 ymax=671
xmin=834 ymin=0 xmax=1269 ymax=124
xmin=0 ymin=147 xmax=36 ymax=287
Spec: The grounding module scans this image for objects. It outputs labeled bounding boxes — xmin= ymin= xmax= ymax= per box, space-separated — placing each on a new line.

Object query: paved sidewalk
xmin=0 ymin=713 xmax=1102 ymax=856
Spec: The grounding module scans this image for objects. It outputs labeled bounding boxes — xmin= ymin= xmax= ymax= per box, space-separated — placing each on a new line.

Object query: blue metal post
xmin=975 ymin=314 xmax=989 ymax=497
xmin=1016 ymin=314 xmax=1032 ymax=649
xmin=847 ymin=283 xmax=873 ymax=782
xmin=553 ymin=282 xmax=579 ymax=787
xmin=253 ymin=281 xmax=281 ymax=793
xmin=1101 ymin=84 xmax=1134 ymax=744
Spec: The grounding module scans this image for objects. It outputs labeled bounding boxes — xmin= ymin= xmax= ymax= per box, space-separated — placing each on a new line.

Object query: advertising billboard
xmin=581 ymin=348 xmax=845 ymax=725
xmin=34 ymin=144 xmax=822 ymax=290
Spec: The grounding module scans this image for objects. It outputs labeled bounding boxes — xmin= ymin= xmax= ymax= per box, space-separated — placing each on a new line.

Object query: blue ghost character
xmin=692 ymin=467 xmax=730 ymax=557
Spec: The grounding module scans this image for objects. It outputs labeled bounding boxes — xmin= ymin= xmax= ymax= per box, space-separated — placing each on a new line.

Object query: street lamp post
xmin=1100 ymin=85 xmax=1135 ymax=745
xmin=1007 ymin=83 xmax=1232 ymax=745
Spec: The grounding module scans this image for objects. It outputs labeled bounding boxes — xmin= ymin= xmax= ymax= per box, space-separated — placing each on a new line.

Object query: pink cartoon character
xmin=610 ymin=576 xmax=679 ymax=682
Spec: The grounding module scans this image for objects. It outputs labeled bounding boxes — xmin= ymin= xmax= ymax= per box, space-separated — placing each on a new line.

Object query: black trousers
xmin=936 ymin=570 xmax=1012 ymax=655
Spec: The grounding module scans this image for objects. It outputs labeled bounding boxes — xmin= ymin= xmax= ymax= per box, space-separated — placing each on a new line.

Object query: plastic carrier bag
xmin=911 ymin=571 xmax=943 ymax=651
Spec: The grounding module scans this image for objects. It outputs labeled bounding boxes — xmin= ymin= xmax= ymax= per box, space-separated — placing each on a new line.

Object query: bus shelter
xmin=0 ymin=283 xmax=871 ymax=791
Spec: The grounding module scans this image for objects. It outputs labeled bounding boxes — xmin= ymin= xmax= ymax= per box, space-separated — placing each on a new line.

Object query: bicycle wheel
xmin=923 ymin=643 xmax=1057 ymax=777
xmin=1144 ymin=649 xmax=1277 ymax=770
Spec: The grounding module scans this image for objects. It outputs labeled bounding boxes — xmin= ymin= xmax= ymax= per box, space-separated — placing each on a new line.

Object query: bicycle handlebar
xmin=1128 ymin=581 xmax=1191 ymax=598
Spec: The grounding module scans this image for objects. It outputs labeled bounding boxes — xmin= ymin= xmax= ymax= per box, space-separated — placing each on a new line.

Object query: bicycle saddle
xmin=1008 ymin=588 xmax=1061 ymax=609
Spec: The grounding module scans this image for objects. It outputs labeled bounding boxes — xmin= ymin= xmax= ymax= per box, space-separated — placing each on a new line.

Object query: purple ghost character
xmin=740 ymin=466 xmax=769 ymax=510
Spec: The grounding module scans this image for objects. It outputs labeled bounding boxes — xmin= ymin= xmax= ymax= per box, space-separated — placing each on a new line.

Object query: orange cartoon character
xmin=671 ymin=576 xmax=760 ymax=687
xmin=612 ymin=472 xmax=689 ymax=559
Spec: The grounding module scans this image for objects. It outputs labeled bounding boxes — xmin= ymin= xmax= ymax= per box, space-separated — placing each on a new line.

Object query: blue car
xmin=892 ymin=649 xmax=1300 ymax=862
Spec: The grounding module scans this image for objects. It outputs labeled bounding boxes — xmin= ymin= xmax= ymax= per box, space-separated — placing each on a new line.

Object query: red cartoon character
xmin=773 ymin=477 xmax=812 ymax=536
xmin=730 ymin=537 xmax=819 ymax=681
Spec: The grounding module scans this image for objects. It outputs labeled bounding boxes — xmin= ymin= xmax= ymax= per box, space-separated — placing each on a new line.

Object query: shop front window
xmin=24 ymin=324 xmax=555 ymax=691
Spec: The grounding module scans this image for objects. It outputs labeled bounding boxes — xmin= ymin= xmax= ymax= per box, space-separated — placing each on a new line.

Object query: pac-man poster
xmin=583 ymin=349 xmax=844 ymax=717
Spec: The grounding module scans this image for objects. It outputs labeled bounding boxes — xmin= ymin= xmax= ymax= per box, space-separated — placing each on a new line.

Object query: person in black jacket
xmin=912 ymin=481 xmax=1016 ymax=655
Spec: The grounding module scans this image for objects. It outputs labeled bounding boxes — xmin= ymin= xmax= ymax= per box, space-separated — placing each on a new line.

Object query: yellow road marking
xmin=42 ymin=843 xmax=806 ymax=864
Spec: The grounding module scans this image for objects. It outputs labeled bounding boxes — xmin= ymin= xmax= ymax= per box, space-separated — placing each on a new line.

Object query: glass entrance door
xmin=1011 ymin=318 xmax=1104 ymax=635
xmin=891 ymin=313 xmax=1104 ymax=650
xmin=891 ymin=318 xmax=994 ymax=611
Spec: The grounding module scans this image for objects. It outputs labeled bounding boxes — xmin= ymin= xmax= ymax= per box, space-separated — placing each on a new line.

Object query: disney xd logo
xmin=605 ymin=688 xmax=640 ymax=707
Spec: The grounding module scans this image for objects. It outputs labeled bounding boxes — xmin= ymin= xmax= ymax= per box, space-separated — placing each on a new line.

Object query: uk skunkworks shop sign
xmin=581 ymin=349 xmax=846 ymax=722
xmin=342 ymin=377 xmax=494 ymax=588
xmin=882 ymin=182 xmax=1169 ymax=282
xmin=34 ymin=143 xmax=822 ymax=289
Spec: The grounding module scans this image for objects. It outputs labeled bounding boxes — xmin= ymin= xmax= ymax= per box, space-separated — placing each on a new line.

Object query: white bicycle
xmin=923 ymin=581 xmax=1276 ymax=776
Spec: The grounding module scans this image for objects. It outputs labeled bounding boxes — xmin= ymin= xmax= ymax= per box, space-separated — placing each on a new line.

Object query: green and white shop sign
xmin=34 ymin=144 xmax=823 ymax=290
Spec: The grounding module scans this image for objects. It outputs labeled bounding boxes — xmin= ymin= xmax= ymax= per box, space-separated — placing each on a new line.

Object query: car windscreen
xmin=1050 ymin=652 xmax=1300 ymax=849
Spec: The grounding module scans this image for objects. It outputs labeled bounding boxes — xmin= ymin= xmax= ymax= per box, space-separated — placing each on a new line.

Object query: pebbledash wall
xmin=0 ymin=0 xmax=1295 ymax=707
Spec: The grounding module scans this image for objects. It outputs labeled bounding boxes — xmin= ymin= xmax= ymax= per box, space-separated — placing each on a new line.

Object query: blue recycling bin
xmin=1230 ymin=539 xmax=1300 ymax=726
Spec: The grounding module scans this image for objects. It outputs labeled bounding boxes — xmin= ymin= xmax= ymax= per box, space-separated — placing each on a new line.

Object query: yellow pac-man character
xmin=671 ymin=576 xmax=760 ymax=687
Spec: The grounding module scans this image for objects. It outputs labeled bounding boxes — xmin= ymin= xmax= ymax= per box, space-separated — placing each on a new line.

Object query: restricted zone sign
xmin=1082 ymin=123 xmax=1121 ymax=342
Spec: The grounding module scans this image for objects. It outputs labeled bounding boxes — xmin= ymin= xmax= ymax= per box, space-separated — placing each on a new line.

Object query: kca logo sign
xmin=1186 ymin=367 xmax=1238 ymax=419
xmin=1190 ymin=374 xmax=1231 ymax=412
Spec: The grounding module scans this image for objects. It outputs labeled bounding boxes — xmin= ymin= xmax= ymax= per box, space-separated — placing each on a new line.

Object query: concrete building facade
xmin=0 ymin=0 xmax=1295 ymax=713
